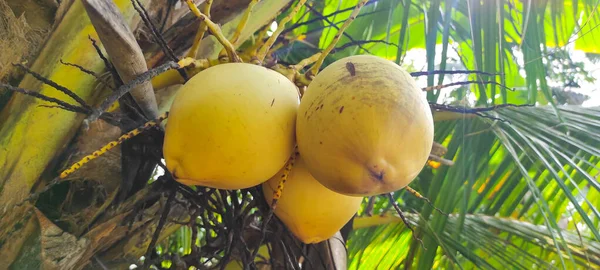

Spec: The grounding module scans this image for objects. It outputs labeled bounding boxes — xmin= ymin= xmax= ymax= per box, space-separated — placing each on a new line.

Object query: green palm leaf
xmin=346 ymin=104 xmax=600 ymax=269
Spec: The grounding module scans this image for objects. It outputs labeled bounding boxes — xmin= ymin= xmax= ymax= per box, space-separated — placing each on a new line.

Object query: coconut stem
xmin=266 ymin=42 xmax=285 ymax=57
xmin=151 ymin=58 xmax=217 ymax=90
xmin=292 ymin=52 xmax=322 ymax=71
xmin=248 ymin=25 xmax=270 ymax=63
xmin=187 ymin=0 xmax=213 ymax=59
xmin=59 ymin=112 xmax=170 ymax=179
xmin=232 ymin=0 xmax=260 ymax=46
xmin=272 ymin=148 xmax=297 ymax=204
xmin=256 ymin=0 xmax=307 ymax=63
xmin=218 ymin=0 xmax=261 ymax=62
xmin=422 ymin=80 xmax=512 ymax=92
xmin=310 ymin=0 xmax=369 ymax=76
xmin=404 ymin=186 xmax=447 ymax=216
xmin=251 ymin=149 xmax=298 ymax=263
xmin=387 ymin=193 xmax=425 ymax=249
xmin=185 ymin=0 xmax=241 ymax=63
xmin=428 ymin=154 xmax=454 ymax=166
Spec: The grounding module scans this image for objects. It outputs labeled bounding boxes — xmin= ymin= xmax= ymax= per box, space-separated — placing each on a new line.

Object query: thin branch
xmin=132 ymin=0 xmax=178 ymax=63
xmin=256 ymin=0 xmax=308 ymax=62
xmin=59 ymin=59 xmax=115 ymax=90
xmin=229 ymin=0 xmax=258 ymax=46
xmin=187 ymin=0 xmax=213 ymax=58
xmin=37 ymin=104 xmax=123 ymax=126
xmin=297 ymin=10 xmax=385 ymax=39
xmin=387 ymin=193 xmax=424 ymax=249
xmin=274 ymin=38 xmax=396 ymax=59
xmin=190 ymin=209 xmax=199 ymax=254
xmin=282 ymin=0 xmax=379 ymax=36
xmin=132 ymin=0 xmax=188 ymax=82
xmin=429 ymin=103 xmax=533 ymax=113
xmin=58 ymin=112 xmax=169 ymax=179
xmin=88 ymin=36 xmax=120 ymax=85
xmin=304 ymin=2 xmax=372 ymax=55
xmin=0 ymin=83 xmax=90 ymax=115
xmin=37 ymin=104 xmax=76 ymax=111
xmin=158 ymin=0 xmax=174 ymax=32
xmin=404 ymin=186 xmax=447 ymax=216
xmin=185 ymin=0 xmax=241 ymax=63
xmin=331 ymin=39 xmax=398 ymax=53
xmin=410 ymin=70 xmax=500 ymax=77
xmin=93 ymin=256 xmax=110 ymax=270
xmin=87 ymin=61 xmax=180 ymax=122
xmin=12 ymin=63 xmax=92 ymax=110
xmin=428 ymin=154 xmax=454 ymax=166
xmin=422 ymin=80 xmax=514 ymax=92
xmin=250 ymin=209 xmax=275 ymax=263
xmin=144 ymin=189 xmax=176 ymax=263
xmin=429 ymin=103 xmax=534 ymax=122
xmin=310 ymin=0 xmax=370 ymax=75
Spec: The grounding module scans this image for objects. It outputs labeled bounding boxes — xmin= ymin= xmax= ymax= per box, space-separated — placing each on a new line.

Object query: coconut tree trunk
xmin=0 ymin=0 xmax=295 ymax=268
xmin=1 ymin=1 xmax=145 ymax=267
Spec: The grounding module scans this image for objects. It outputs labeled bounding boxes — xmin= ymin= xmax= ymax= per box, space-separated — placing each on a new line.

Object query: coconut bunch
xmin=162 ymin=53 xmax=434 ymax=244
xmin=158 ymin=0 xmax=434 ymax=245
xmin=52 ymin=0 xmax=436 ymax=247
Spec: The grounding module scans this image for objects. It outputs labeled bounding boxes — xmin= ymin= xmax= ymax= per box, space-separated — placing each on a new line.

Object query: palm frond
xmin=348 ymin=105 xmax=600 ymax=269
xmin=349 ymin=211 xmax=600 ymax=269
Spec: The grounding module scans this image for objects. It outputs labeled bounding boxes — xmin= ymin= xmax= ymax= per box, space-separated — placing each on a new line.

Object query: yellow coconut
xmin=296 ymin=55 xmax=434 ymax=196
xmin=262 ymin=155 xmax=363 ymax=244
xmin=163 ymin=63 xmax=300 ymax=189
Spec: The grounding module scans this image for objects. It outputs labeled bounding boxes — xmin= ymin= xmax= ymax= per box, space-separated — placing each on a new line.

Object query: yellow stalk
xmin=187 ymin=0 xmax=213 ymax=59
xmin=310 ymin=0 xmax=369 ymax=76
xmin=256 ymin=0 xmax=307 ymax=62
xmin=230 ymin=0 xmax=261 ymax=46
xmin=185 ymin=0 xmax=241 ymax=62
xmin=246 ymin=25 xmax=271 ymax=62
xmin=59 ymin=113 xmax=169 ymax=179
xmin=270 ymin=149 xmax=298 ymax=209
xmin=292 ymin=52 xmax=322 ymax=71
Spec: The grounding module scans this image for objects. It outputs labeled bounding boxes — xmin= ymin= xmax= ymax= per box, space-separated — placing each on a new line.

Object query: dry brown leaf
xmin=0 ymin=1 xmax=51 ymax=82
xmin=34 ymin=207 xmax=89 ymax=270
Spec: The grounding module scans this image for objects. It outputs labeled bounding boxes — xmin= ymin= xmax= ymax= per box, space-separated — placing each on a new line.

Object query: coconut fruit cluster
xmin=163 ymin=54 xmax=434 ymax=244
